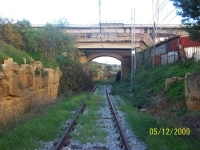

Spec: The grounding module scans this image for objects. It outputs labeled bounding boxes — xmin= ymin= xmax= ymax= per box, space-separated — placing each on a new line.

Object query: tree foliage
xmin=56 ymin=55 xmax=93 ymax=96
xmin=16 ymin=19 xmax=38 ymax=52
xmin=0 ymin=18 xmax=23 ymax=48
xmin=106 ymin=65 xmax=112 ymax=72
xmin=0 ymin=16 xmax=93 ymax=95
xmin=171 ymin=0 xmax=200 ymax=41
xmin=91 ymin=63 xmax=101 ymax=77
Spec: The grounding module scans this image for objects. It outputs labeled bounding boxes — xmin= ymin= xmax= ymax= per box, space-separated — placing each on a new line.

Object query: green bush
xmin=34 ymin=69 xmax=40 ymax=76
xmin=57 ymin=55 xmax=93 ymax=96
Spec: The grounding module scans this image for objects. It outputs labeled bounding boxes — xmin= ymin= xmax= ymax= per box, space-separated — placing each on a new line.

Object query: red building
xmin=153 ymin=35 xmax=200 ymax=66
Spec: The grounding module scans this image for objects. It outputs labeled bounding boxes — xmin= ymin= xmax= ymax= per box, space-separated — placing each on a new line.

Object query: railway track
xmin=53 ymin=85 xmax=132 ymax=150
xmin=54 ymin=84 xmax=100 ymax=150
xmin=106 ymin=86 xmax=131 ymax=150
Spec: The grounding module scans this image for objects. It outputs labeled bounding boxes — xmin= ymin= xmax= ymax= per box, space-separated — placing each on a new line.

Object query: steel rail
xmin=106 ymin=86 xmax=131 ymax=150
xmin=54 ymin=84 xmax=100 ymax=150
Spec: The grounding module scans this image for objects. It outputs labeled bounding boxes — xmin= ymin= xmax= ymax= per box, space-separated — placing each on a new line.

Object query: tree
xmin=57 ymin=55 xmax=93 ymax=96
xmin=106 ymin=65 xmax=112 ymax=72
xmin=0 ymin=17 xmax=23 ymax=48
xmin=16 ymin=19 xmax=38 ymax=52
xmin=91 ymin=63 xmax=100 ymax=77
xmin=35 ymin=21 xmax=78 ymax=61
xmin=171 ymin=0 xmax=200 ymax=41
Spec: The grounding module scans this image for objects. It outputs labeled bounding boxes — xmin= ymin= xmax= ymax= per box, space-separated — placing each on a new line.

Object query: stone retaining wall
xmin=0 ymin=59 xmax=62 ymax=123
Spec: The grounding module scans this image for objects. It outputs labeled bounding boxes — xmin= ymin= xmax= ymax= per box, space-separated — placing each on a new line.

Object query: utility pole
xmin=153 ymin=21 xmax=156 ymax=68
xmin=131 ymin=8 xmax=136 ymax=92
xmin=99 ymin=0 xmax=102 ymax=37
xmin=152 ymin=0 xmax=158 ymax=68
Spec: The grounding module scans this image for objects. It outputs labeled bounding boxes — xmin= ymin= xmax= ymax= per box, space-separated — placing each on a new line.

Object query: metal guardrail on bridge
xmin=32 ymin=23 xmax=182 ymax=28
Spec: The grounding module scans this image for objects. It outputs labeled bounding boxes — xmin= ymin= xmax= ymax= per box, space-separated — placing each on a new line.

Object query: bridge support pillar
xmin=121 ymin=56 xmax=131 ymax=80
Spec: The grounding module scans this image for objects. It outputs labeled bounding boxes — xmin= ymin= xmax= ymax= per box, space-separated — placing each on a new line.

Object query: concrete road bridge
xmin=63 ymin=23 xmax=187 ymax=80
xmin=34 ymin=23 xmax=187 ymax=79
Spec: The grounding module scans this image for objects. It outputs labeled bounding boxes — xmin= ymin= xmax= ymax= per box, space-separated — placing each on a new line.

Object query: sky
xmin=0 ymin=0 xmax=183 ymax=64
xmin=93 ymin=57 xmax=121 ymax=65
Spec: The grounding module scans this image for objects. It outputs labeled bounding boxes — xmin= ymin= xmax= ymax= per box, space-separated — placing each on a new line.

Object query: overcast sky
xmin=0 ymin=0 xmax=182 ymax=25
xmin=0 ymin=0 xmax=183 ymax=64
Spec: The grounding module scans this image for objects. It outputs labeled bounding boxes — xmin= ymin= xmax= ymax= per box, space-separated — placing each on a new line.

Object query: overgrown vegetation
xmin=0 ymin=41 xmax=31 ymax=65
xmin=112 ymin=58 xmax=199 ymax=108
xmin=0 ymin=17 xmax=93 ymax=95
xmin=0 ymin=93 xmax=87 ymax=150
xmin=34 ymin=68 xmax=40 ymax=76
xmin=90 ymin=61 xmax=121 ymax=81
xmin=114 ymin=96 xmax=200 ymax=150
xmin=71 ymin=93 xmax=107 ymax=144
xmin=93 ymin=79 xmax=115 ymax=85
xmin=112 ymin=58 xmax=200 ymax=149
xmin=57 ymin=55 xmax=93 ymax=96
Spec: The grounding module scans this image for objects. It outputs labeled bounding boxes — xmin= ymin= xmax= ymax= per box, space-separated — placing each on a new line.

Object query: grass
xmin=71 ymin=91 xmax=107 ymax=144
xmin=114 ymin=96 xmax=200 ymax=150
xmin=40 ymin=59 xmax=59 ymax=69
xmin=166 ymin=80 xmax=185 ymax=101
xmin=0 ymin=41 xmax=31 ymax=65
xmin=0 ymin=93 xmax=87 ymax=150
xmin=93 ymin=79 xmax=115 ymax=85
xmin=112 ymin=58 xmax=200 ymax=108
xmin=34 ymin=68 xmax=40 ymax=76
xmin=0 ymin=41 xmax=59 ymax=68
xmin=111 ymin=59 xmax=200 ymax=149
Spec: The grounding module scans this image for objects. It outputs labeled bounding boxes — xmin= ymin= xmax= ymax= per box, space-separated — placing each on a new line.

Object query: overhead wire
xmin=139 ymin=0 xmax=170 ymax=28
xmin=152 ymin=0 xmax=155 ymax=24
xmin=155 ymin=0 xmax=171 ymax=23
xmin=154 ymin=0 xmax=172 ymax=42
xmin=139 ymin=0 xmax=171 ymax=44
xmin=146 ymin=0 xmax=194 ymax=45
xmin=99 ymin=0 xmax=104 ymax=51
xmin=157 ymin=0 xmax=195 ymax=32
xmin=157 ymin=3 xmax=178 ymax=24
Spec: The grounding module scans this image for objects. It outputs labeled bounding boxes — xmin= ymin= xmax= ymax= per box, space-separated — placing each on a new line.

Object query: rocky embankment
xmin=0 ymin=58 xmax=62 ymax=123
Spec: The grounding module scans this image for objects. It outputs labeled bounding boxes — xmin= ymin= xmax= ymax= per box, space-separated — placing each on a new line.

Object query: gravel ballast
xmin=38 ymin=85 xmax=147 ymax=150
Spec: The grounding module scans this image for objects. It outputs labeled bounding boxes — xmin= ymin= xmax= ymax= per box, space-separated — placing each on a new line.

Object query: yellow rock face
xmin=185 ymin=73 xmax=200 ymax=111
xmin=0 ymin=60 xmax=62 ymax=123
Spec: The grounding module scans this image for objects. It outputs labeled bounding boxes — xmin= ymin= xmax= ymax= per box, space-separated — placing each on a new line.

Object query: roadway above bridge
xmin=63 ymin=23 xmax=187 ymax=50
xmin=33 ymin=23 xmax=187 ymax=49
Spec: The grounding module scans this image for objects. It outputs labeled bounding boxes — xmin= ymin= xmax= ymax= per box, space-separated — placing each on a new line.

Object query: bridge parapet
xmin=74 ymin=33 xmax=144 ymax=43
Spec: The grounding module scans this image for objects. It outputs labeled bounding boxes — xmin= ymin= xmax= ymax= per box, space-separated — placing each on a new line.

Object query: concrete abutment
xmin=121 ymin=56 xmax=131 ymax=80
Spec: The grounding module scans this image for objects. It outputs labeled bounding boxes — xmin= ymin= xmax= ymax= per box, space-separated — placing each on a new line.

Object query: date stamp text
xmin=149 ymin=128 xmax=190 ymax=135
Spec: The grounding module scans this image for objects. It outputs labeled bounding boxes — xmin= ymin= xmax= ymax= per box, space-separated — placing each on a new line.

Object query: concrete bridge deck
xmin=65 ymin=24 xmax=187 ymax=80
xmin=33 ymin=24 xmax=188 ymax=80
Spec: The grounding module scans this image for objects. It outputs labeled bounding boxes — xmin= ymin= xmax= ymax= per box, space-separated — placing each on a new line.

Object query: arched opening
xmin=90 ymin=56 xmax=121 ymax=81
xmin=92 ymin=56 xmax=121 ymax=65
